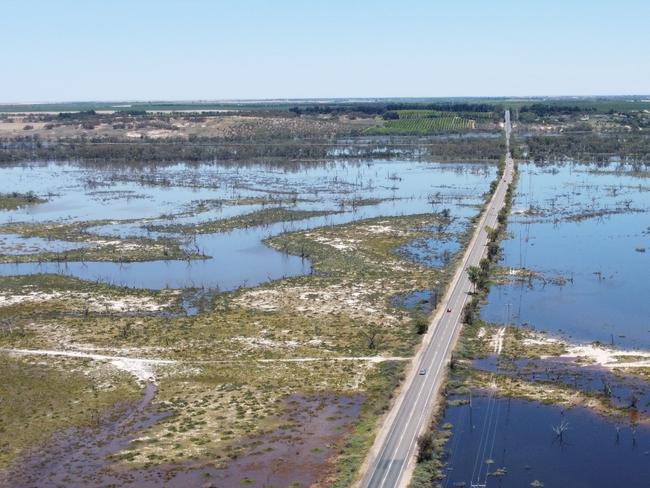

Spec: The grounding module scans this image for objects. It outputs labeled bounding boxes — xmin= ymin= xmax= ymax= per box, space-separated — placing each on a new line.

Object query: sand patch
xmin=312 ymin=235 xmax=360 ymax=250
xmin=490 ymin=327 xmax=506 ymax=355
xmin=235 ymin=281 xmax=404 ymax=327
xmin=0 ymin=288 xmax=175 ymax=313
xmin=558 ymin=344 xmax=650 ymax=369
xmin=1 ymin=348 xmax=176 ymax=383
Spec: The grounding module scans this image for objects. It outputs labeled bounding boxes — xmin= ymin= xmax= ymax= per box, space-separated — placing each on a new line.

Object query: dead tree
xmin=552 ymin=418 xmax=569 ymax=443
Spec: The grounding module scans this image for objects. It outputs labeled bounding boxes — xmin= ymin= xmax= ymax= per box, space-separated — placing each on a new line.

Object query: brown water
xmin=0 ymin=383 xmax=166 ymax=488
xmin=0 ymin=392 xmax=362 ymax=488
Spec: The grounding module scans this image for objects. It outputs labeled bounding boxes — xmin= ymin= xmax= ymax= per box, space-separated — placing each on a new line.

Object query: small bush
xmin=416 ymin=431 xmax=434 ymax=462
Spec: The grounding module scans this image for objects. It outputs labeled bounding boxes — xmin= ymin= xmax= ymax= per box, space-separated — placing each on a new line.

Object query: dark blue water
xmin=481 ymin=163 xmax=650 ymax=349
xmin=441 ymin=394 xmax=650 ymax=488
xmin=443 ymin=163 xmax=650 ymax=487
xmin=473 ymin=356 xmax=650 ymax=416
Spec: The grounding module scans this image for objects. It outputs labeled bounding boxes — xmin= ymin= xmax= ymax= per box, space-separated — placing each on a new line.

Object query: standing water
xmin=0 ymin=160 xmax=494 ymax=289
xmin=440 ymin=161 xmax=650 ymax=487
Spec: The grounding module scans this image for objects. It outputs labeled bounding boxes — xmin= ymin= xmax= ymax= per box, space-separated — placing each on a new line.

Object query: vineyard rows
xmin=368 ymin=116 xmax=476 ymax=134
xmin=397 ymin=109 xmax=494 ymax=120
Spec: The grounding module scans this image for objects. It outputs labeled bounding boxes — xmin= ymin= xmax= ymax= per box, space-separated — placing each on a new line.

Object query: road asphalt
xmin=360 ymin=111 xmax=514 ymax=488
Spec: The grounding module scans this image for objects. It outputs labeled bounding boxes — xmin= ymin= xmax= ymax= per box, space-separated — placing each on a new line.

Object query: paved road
xmin=360 ymin=111 xmax=514 ymax=488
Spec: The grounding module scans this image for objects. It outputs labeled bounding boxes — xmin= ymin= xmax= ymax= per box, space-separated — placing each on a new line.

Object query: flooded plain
xmin=440 ymin=161 xmax=650 ymax=487
xmin=0 ymin=158 xmax=494 ymax=486
xmin=7 ymin=159 xmax=648 ymax=486
xmin=482 ymin=163 xmax=650 ymax=348
xmin=441 ymin=395 xmax=650 ymax=488
xmin=0 ymin=160 xmax=494 ymax=289
xmin=0 ymin=388 xmax=361 ymax=488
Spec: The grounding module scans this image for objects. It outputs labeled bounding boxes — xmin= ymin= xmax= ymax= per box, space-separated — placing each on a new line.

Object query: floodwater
xmin=481 ymin=162 xmax=650 ymax=349
xmin=0 ymin=158 xmax=493 ymax=485
xmin=441 ymin=161 xmax=650 ymax=487
xmin=0 ymin=390 xmax=361 ymax=488
xmin=391 ymin=289 xmax=437 ymax=314
xmin=0 ymin=383 xmax=167 ymax=487
xmin=440 ymin=394 xmax=650 ymax=488
xmin=474 ymin=355 xmax=650 ymax=416
xmin=0 ymin=233 xmax=88 ymax=255
xmin=0 ymin=160 xmax=494 ymax=289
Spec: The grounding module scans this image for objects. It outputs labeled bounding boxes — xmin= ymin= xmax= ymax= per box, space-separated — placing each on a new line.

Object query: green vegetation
xmin=0 ymin=213 xmax=461 ymax=357
xmin=148 ymin=208 xmax=338 ymax=234
xmin=367 ymin=111 xmax=477 ymax=135
xmin=395 ymin=109 xmax=438 ymax=119
xmin=0 ymin=100 xmax=507 ymax=163
xmin=0 ymin=136 xmax=507 ymax=163
xmin=0 ymin=219 xmax=203 ymax=263
xmin=410 ymin=422 xmax=452 ymax=487
xmin=0 ymin=274 xmax=179 ymax=333
xmin=123 ymin=360 xmax=371 ymax=466
xmin=3 ymin=98 xmax=650 ymax=168
xmin=525 ymin=133 xmax=650 ymax=164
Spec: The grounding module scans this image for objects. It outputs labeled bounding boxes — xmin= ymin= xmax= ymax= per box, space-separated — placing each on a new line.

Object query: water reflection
xmin=0 ymin=160 xmax=494 ymax=289
xmin=482 ymin=162 xmax=650 ymax=348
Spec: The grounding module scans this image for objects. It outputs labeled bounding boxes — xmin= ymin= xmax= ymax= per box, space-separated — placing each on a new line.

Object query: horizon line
xmin=2 ymin=94 xmax=650 ymax=106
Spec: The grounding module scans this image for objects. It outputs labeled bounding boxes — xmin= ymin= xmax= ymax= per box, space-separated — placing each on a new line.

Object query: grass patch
xmin=0 ymin=353 xmax=139 ymax=469
xmin=147 ymin=208 xmax=339 ymax=234
xmin=0 ymin=192 xmax=46 ymax=210
xmin=329 ymin=360 xmax=405 ymax=487
xmin=0 ymin=219 xmax=202 ymax=263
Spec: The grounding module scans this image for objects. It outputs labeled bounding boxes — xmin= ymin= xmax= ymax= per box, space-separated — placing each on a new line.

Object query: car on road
xmin=419 ymin=368 xmax=426 ymax=375
xmin=447 ymin=307 xmax=452 ymax=313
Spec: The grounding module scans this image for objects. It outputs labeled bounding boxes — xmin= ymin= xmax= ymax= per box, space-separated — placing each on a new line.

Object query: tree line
xmin=290 ymin=102 xmax=500 ymax=117
xmin=519 ymin=104 xmax=597 ymax=117
xmin=525 ymin=133 xmax=650 ymax=163
xmin=0 ymin=135 xmax=506 ymax=164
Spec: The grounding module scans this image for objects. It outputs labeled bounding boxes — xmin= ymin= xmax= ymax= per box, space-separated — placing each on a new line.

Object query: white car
xmin=419 ymin=368 xmax=426 ymax=375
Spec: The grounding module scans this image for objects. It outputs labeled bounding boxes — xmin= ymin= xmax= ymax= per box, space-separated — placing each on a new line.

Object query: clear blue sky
xmin=2 ymin=0 xmax=649 ymax=102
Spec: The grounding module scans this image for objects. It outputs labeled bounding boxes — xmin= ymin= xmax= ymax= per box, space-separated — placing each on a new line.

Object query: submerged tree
xmin=552 ymin=418 xmax=570 ymax=443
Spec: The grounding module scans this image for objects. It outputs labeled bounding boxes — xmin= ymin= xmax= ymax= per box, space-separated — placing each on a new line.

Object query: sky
xmin=2 ymin=0 xmax=649 ymax=102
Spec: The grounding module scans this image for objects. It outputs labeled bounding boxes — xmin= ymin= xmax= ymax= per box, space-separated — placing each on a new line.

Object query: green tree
xmin=467 ymin=265 xmax=483 ymax=291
